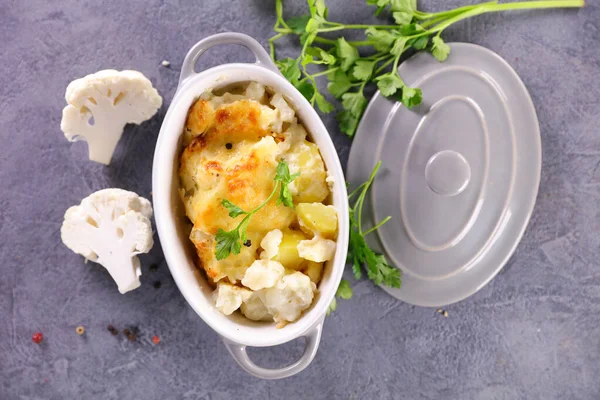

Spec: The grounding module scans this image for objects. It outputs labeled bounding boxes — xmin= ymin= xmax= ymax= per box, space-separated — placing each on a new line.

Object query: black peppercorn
xmin=243 ymin=239 xmax=252 ymax=247
xmin=225 ymin=143 xmax=233 ymax=149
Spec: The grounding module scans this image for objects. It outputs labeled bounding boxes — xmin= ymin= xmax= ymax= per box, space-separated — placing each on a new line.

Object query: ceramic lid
xmin=346 ymin=43 xmax=541 ymax=307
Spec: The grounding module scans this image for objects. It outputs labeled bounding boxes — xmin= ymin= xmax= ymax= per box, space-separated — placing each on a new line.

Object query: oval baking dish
xmin=152 ymin=33 xmax=349 ymax=379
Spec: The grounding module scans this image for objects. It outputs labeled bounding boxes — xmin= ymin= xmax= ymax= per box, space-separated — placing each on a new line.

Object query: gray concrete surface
xmin=1 ymin=0 xmax=599 ymax=399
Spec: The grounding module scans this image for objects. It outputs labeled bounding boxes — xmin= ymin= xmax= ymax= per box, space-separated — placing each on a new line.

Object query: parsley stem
xmin=313 ymin=36 xmax=375 ymax=47
xmin=363 ymin=216 xmax=391 ymax=236
xmin=310 ymin=67 xmax=340 ymax=78
xmin=354 ymin=161 xmax=382 ymax=234
xmin=269 ymin=33 xmax=287 ymax=59
xmin=323 ymin=21 xmax=402 ymax=30
xmin=374 ymin=56 xmax=395 ymax=75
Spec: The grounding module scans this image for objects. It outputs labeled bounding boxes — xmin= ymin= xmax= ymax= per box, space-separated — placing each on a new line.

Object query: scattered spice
xmin=153 ymin=281 xmax=161 ymax=289
xmin=436 ymin=309 xmax=442 ymax=313
xmin=123 ymin=327 xmax=137 ymax=342
xmin=225 ymin=142 xmax=233 ymax=150
xmin=161 ymin=60 xmax=170 ymax=67
xmin=32 ymin=332 xmax=44 ymax=344
xmin=76 ymin=326 xmax=85 ymax=335
xmin=107 ymin=324 xmax=119 ymax=336
xmin=149 ymin=263 xmax=159 ymax=272
xmin=243 ymin=239 xmax=252 ymax=247
xmin=152 ymin=335 xmax=161 ymax=345
xmin=443 ymin=311 xmax=449 ymax=318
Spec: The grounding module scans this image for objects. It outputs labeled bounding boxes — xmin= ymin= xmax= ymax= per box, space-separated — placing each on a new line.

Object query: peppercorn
xmin=123 ymin=328 xmax=131 ymax=336
xmin=76 ymin=326 xmax=85 ymax=335
xmin=225 ymin=143 xmax=232 ymax=150
xmin=149 ymin=263 xmax=159 ymax=272
xmin=243 ymin=239 xmax=252 ymax=247
xmin=32 ymin=332 xmax=43 ymax=344
xmin=153 ymin=281 xmax=161 ymax=289
xmin=107 ymin=324 xmax=119 ymax=336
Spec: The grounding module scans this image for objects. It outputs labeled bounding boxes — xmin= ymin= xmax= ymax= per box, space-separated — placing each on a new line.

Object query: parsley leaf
xmin=276 ymin=58 xmax=301 ymax=84
xmin=221 ymin=199 xmax=247 ymax=218
xmin=287 ymin=14 xmax=311 ymax=34
xmin=314 ymin=92 xmax=335 ymax=113
xmin=274 ymin=159 xmax=300 ymax=207
xmin=327 ymin=69 xmax=353 ymax=98
xmin=376 ymin=73 xmax=404 ymax=97
xmin=296 ymin=80 xmax=316 ymax=101
xmin=390 ymin=37 xmax=407 ymax=56
xmin=336 ymin=110 xmax=361 ymax=137
xmin=352 ymin=60 xmax=376 ymax=81
xmin=431 ymin=35 xmax=450 ymax=62
xmin=400 ymin=86 xmax=422 ymax=108
xmin=341 ymin=92 xmax=367 ymax=117
xmin=336 ymin=37 xmax=359 ymax=71
xmin=336 ymin=279 xmax=353 ymax=299
xmin=365 ymin=27 xmax=397 ymax=52
xmin=215 ymin=228 xmax=242 ymax=260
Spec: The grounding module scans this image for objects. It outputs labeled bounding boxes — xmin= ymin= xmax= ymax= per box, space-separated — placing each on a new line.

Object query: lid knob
xmin=424 ymin=150 xmax=471 ymax=196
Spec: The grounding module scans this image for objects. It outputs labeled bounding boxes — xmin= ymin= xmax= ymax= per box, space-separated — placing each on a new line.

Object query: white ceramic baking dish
xmin=152 ymin=33 xmax=349 ymax=379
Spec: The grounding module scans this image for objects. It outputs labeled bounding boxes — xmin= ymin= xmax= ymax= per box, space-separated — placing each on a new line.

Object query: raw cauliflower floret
xmin=213 ymin=282 xmax=252 ymax=315
xmin=60 ymin=188 xmax=153 ymax=294
xmin=241 ymin=259 xmax=285 ymax=291
xmin=260 ymin=229 xmax=283 ymax=259
xmin=61 ymin=70 xmax=162 ymax=165
xmin=297 ymin=236 xmax=336 ymax=263
xmin=240 ymin=292 xmax=272 ymax=322
xmin=260 ymin=272 xmax=317 ymax=327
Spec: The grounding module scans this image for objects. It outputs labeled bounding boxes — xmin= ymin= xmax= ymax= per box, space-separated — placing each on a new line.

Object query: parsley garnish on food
xmin=270 ymin=0 xmax=584 ymax=137
xmin=215 ymin=160 xmax=299 ymax=260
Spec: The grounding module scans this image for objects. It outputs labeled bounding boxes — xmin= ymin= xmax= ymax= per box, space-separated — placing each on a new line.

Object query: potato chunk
xmin=273 ymin=229 xmax=308 ymax=270
xmin=303 ymin=261 xmax=323 ymax=284
xmin=297 ymin=203 xmax=338 ymax=239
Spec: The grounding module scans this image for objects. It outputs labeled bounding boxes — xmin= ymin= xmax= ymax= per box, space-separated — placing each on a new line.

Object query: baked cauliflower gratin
xmin=178 ymin=82 xmax=338 ymax=328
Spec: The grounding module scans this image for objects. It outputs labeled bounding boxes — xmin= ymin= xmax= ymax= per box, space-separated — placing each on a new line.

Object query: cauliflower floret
xmin=297 ymin=236 xmax=336 ymax=262
xmin=260 ymin=272 xmax=317 ymax=327
xmin=241 ymin=259 xmax=285 ymax=291
xmin=61 ymin=70 xmax=162 ymax=165
xmin=213 ymin=282 xmax=253 ymax=315
xmin=260 ymin=229 xmax=283 ymax=259
xmin=245 ymin=82 xmax=266 ymax=102
xmin=60 ymin=188 xmax=153 ymax=294
xmin=240 ymin=292 xmax=272 ymax=321
xmin=270 ymin=93 xmax=295 ymax=133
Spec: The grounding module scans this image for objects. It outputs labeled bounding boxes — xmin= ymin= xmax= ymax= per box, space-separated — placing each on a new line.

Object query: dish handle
xmin=223 ymin=316 xmax=324 ymax=380
xmin=178 ymin=32 xmax=282 ymax=89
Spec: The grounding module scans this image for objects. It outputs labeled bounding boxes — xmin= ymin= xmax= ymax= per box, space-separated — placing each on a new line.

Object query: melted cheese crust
xmin=179 ymin=85 xmax=329 ymax=283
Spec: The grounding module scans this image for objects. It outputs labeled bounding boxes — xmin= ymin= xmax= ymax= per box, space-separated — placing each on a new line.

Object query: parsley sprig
xmin=215 ymin=160 xmax=299 ymax=260
xmin=271 ymin=0 xmax=584 ymax=137
xmin=348 ymin=161 xmax=400 ymax=288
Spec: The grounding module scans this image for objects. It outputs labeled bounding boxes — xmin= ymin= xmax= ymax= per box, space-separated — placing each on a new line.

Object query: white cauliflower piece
xmin=260 ymin=229 xmax=283 ymax=260
xmin=60 ymin=188 xmax=154 ymax=294
xmin=61 ymin=70 xmax=162 ymax=165
xmin=297 ymin=236 xmax=336 ymax=262
xmin=241 ymin=259 xmax=285 ymax=291
xmin=244 ymin=82 xmax=266 ymax=102
xmin=270 ymin=93 xmax=295 ymax=133
xmin=213 ymin=282 xmax=253 ymax=315
xmin=260 ymin=272 xmax=317 ymax=326
xmin=240 ymin=292 xmax=272 ymax=322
